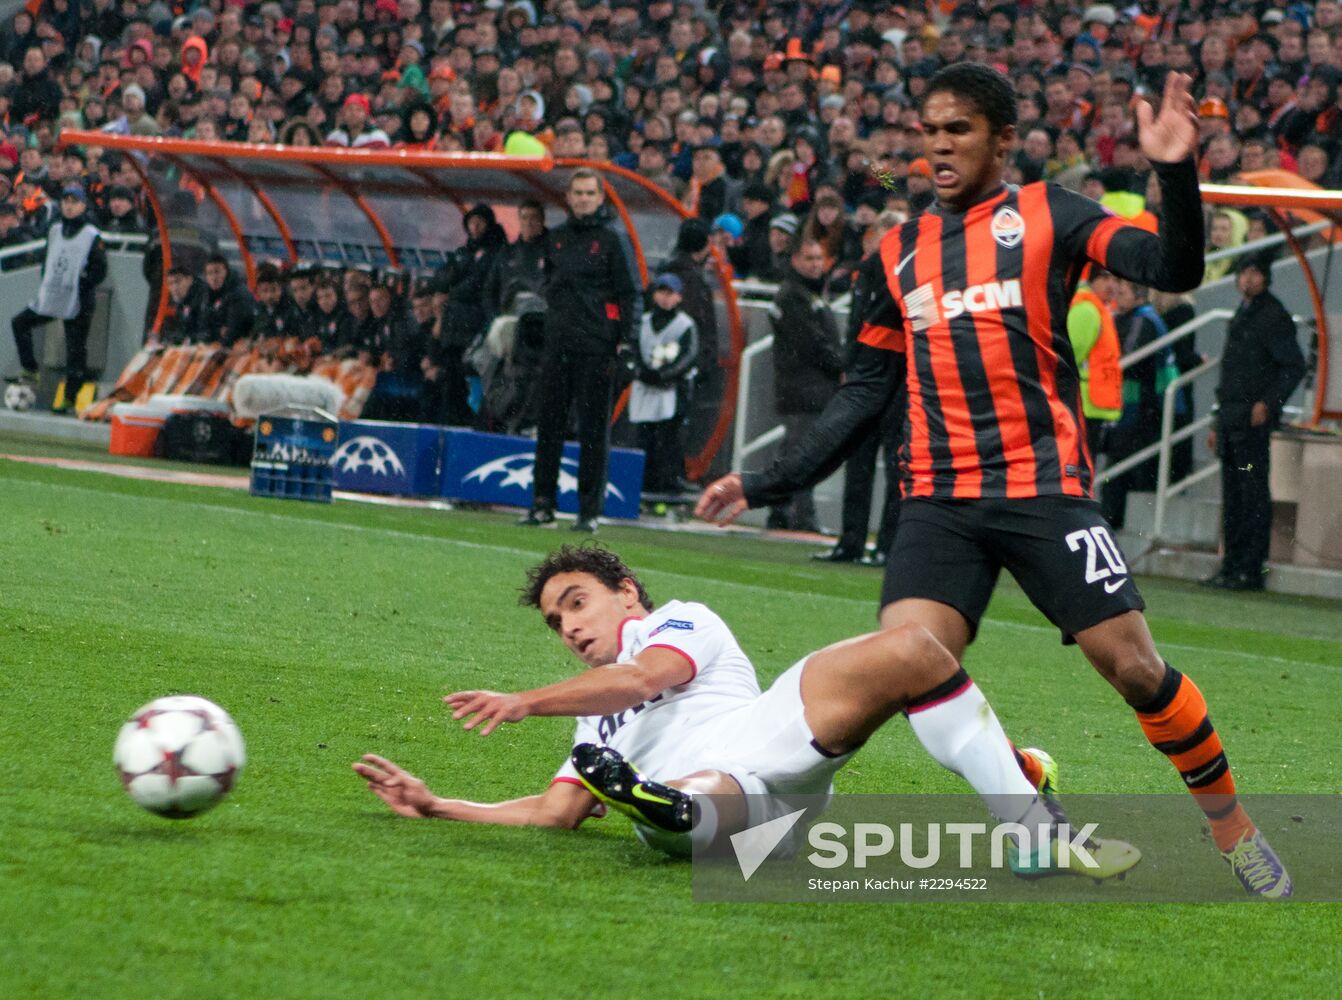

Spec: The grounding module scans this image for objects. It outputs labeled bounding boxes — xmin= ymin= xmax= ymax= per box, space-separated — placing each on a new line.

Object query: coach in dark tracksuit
xmin=767 ymin=237 xmax=845 ymax=533
xmin=1203 ymin=252 xmax=1306 ymax=591
xmin=813 ymin=229 xmax=905 ymax=564
xmin=520 ymin=169 xmax=638 ymax=533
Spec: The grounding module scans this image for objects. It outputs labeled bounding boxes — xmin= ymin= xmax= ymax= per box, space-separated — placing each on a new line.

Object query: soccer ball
xmin=113 ymin=695 xmax=246 ymax=818
xmin=4 ymin=382 xmax=36 ymax=411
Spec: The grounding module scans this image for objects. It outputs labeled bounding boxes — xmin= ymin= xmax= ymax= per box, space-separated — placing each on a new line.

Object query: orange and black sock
xmin=1135 ymin=663 xmax=1255 ymax=852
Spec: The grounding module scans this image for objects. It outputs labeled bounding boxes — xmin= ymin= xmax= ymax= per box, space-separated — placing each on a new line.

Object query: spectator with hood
xmin=397 ymin=102 xmax=438 ymax=148
xmin=438 ymin=202 xmax=510 ymax=377
xmin=1204 ymin=208 xmax=1248 ymax=283
xmin=728 ymin=182 xmax=776 ymax=279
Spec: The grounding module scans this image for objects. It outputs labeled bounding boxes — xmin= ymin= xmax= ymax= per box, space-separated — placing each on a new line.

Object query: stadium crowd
xmin=0 ymin=0 xmax=1323 ymax=523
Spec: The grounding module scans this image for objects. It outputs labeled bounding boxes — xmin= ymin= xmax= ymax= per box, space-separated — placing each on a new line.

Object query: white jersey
xmin=553 ymin=600 xmax=760 ymax=785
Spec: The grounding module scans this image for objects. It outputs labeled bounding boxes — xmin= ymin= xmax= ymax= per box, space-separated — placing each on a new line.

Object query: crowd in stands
xmin=0 ymin=0 xmax=1328 ymax=500
xmin=0 ymin=0 xmax=1332 ymax=277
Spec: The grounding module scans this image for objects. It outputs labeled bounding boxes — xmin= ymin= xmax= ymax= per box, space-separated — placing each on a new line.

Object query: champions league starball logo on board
xmin=463 ymin=453 xmax=626 ymax=501
xmin=332 ymin=436 xmax=407 ymax=477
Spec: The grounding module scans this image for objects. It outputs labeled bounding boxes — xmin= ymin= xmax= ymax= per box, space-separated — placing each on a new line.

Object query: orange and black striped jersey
xmin=741 ymin=159 xmax=1205 ymax=509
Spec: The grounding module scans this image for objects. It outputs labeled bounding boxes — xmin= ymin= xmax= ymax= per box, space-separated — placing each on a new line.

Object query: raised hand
xmin=352 ymin=754 xmax=437 ymax=818
xmin=1137 ymin=71 xmax=1198 ymax=165
xmin=694 ymin=473 xmax=749 ymax=526
xmin=444 ymin=690 xmax=529 ymax=736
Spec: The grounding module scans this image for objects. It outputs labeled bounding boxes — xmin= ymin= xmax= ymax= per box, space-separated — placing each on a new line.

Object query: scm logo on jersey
xmin=941 ymin=279 xmax=1023 ymax=320
xmin=909 ymin=279 xmax=1023 ymax=328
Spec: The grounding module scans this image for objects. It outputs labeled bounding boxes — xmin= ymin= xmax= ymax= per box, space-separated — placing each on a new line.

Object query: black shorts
xmin=881 ymin=496 xmax=1145 ymax=644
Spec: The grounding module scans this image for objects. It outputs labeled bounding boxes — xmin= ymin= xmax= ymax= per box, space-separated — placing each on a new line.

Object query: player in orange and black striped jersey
xmin=698 ymin=65 xmax=1291 ymax=897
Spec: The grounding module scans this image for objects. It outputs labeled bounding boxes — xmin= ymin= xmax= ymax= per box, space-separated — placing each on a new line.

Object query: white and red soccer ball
xmin=113 ymin=695 xmax=245 ymax=818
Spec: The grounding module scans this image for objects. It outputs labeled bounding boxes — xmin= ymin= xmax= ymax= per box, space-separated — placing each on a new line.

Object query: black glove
xmin=616 ymin=342 xmax=639 ymax=378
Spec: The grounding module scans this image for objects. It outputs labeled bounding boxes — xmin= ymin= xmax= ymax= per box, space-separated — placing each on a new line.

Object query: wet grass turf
xmin=2 ymin=454 xmax=1339 ymax=998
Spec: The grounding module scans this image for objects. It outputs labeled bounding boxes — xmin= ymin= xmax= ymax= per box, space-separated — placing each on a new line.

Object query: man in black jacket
xmin=520 ymin=169 xmax=639 ymax=533
xmin=363 ymin=282 xmax=424 ymax=422
xmin=483 ymin=200 xmax=547 ymax=323
xmin=479 ymin=201 xmax=547 ymax=431
xmin=11 ymin=47 xmax=62 ymax=124
xmin=814 ymin=211 xmax=905 ymax=564
xmin=250 ymin=264 xmax=302 ymax=342
xmin=438 ymin=203 xmax=509 ymax=369
xmin=663 ymin=217 xmax=722 ymax=478
xmin=766 ymin=237 xmax=844 ymax=532
xmin=1203 ymin=253 xmax=1306 ymax=591
xmin=727 ymin=182 xmax=775 ymax=279
xmin=201 ymin=254 xmax=255 ymax=346
xmin=160 ymin=264 xmax=208 ymax=345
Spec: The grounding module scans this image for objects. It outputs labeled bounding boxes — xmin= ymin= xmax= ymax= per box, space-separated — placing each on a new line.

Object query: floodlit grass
xmin=2 ymin=450 xmax=1340 ymax=998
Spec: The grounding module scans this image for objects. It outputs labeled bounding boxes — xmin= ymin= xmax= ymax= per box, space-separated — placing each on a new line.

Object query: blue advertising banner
xmin=332 ymin=421 xmax=443 ymax=496
xmin=440 ymin=428 xmax=644 ymax=519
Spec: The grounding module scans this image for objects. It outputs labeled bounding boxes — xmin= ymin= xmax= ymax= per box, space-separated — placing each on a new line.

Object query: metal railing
xmin=1152 ymin=358 xmax=1222 ymax=543
xmin=0 ymin=232 xmax=148 ymax=265
xmin=731 ymin=333 xmax=785 ymax=473
xmin=1201 ymin=219 xmax=1333 ymax=269
xmin=1097 ymin=308 xmax=1234 ymax=489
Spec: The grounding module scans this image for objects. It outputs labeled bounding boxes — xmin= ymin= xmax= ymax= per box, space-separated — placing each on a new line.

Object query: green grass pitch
xmin=2 ymin=444 xmax=1340 ymax=998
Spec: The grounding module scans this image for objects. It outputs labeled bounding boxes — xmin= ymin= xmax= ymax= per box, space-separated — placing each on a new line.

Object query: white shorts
xmin=678 ymin=658 xmax=855 ymax=800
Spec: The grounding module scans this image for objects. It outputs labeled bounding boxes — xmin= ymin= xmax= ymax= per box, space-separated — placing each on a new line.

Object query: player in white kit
xmin=354 ymin=546 xmax=1138 ymax=878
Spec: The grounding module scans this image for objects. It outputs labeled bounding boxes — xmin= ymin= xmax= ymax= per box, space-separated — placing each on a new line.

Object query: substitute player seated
xmin=354 ymin=546 xmax=1138 ymax=879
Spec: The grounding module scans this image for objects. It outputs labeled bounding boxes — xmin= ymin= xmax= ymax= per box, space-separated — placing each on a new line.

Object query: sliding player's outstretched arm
xmin=443 ymin=646 xmax=693 ymax=735
xmin=696 ymin=337 xmax=904 ymax=524
xmin=352 ymin=753 xmax=598 ymax=828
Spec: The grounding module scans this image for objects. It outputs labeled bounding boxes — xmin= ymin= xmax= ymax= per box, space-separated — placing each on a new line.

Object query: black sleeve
xmin=1266 ymin=303 xmax=1307 ymax=416
xmin=774 ymin=284 xmax=845 ymax=377
xmin=1052 ymin=159 xmax=1205 ymax=292
xmin=82 ymin=235 xmax=108 ymax=289
xmin=608 ymin=227 xmax=640 ymax=345
xmin=742 ymin=342 xmax=904 ymax=507
xmin=661 ymin=318 xmax=699 ymax=382
xmin=482 ymin=251 xmax=503 ymax=319
xmin=726 ymin=241 xmax=748 ymax=275
xmin=226 ymin=293 xmax=255 ymax=344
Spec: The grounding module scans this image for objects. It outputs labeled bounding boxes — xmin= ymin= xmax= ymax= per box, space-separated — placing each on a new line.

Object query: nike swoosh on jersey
xmin=1104 ymin=578 xmax=1127 ymax=594
xmin=894 ymin=249 xmax=917 ymax=277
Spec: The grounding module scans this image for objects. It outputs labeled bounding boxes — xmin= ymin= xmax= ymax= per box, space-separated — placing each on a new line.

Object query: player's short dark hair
xmin=921 ymin=62 xmax=1016 ymax=134
xmin=255 ymin=263 xmax=282 ymax=286
xmin=520 ymin=543 xmax=654 ymax=613
xmin=206 ymin=252 xmax=228 ymax=267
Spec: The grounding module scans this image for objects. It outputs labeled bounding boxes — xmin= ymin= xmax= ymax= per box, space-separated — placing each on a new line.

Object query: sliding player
xmin=695 ymin=66 xmax=1289 ymax=897
xmin=356 ymin=545 xmax=1139 ymax=879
